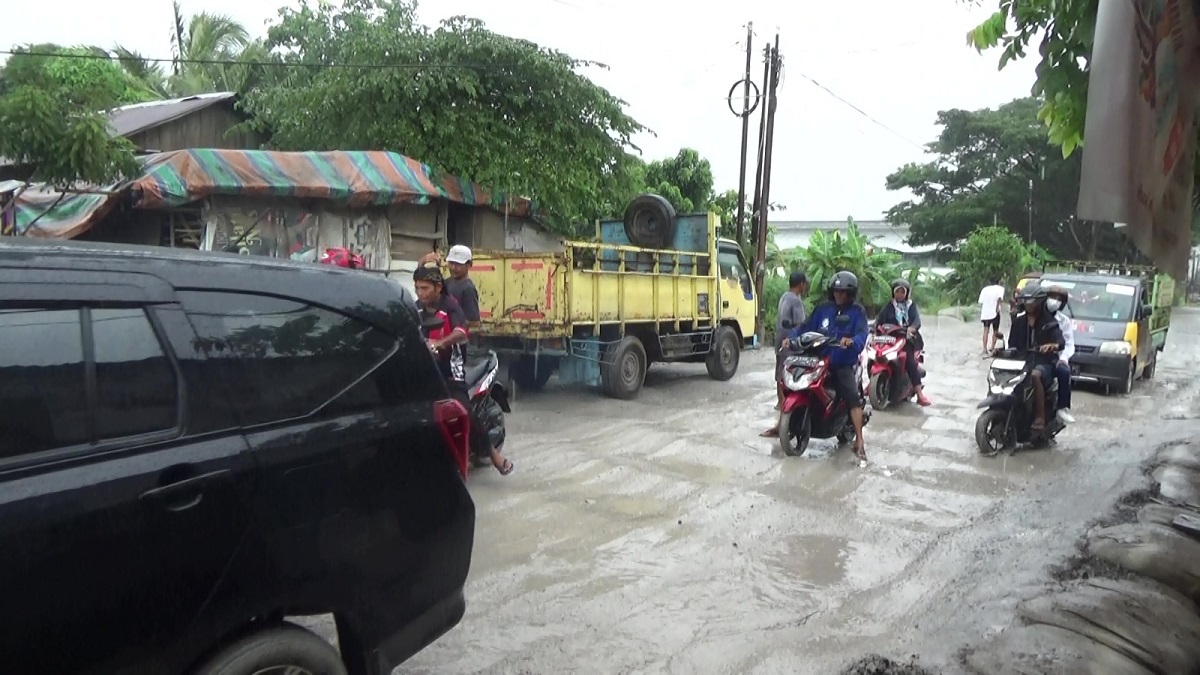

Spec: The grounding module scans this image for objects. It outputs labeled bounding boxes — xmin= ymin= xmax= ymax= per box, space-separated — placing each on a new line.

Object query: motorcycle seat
xmin=464 ymin=354 xmax=498 ymax=387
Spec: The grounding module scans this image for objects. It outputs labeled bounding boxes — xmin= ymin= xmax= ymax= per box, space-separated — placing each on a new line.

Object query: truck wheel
xmin=868 ymin=372 xmax=890 ymax=411
xmin=192 ymin=622 xmax=347 ymax=675
xmin=705 ymin=326 xmax=740 ymax=381
xmin=623 ymin=194 xmax=676 ymax=249
xmin=1114 ymin=359 xmax=1136 ymax=395
xmin=512 ymin=355 xmax=554 ymax=391
xmin=602 ymin=336 xmax=647 ymax=400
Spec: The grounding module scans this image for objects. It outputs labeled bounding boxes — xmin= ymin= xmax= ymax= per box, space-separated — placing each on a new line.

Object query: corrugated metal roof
xmin=107 ymin=92 xmax=238 ymax=137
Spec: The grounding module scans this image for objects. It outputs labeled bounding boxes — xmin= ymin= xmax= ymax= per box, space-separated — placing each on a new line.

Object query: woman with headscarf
xmin=875 ymin=279 xmax=931 ymax=407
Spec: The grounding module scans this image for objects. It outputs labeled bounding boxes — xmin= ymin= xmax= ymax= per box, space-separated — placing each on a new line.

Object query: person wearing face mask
xmin=1044 ymin=284 xmax=1075 ymax=424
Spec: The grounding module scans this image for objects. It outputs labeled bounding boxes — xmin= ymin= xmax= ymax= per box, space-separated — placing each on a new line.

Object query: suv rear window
xmin=179 ymin=291 xmax=408 ymax=426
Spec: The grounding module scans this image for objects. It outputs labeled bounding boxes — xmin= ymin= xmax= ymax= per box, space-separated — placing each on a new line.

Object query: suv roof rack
xmin=1041 ymin=260 xmax=1159 ymax=277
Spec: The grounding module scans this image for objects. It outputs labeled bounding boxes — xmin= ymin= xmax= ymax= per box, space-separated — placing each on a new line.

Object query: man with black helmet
xmin=1006 ymin=285 xmax=1066 ymax=431
xmin=788 ymin=270 xmax=871 ymax=460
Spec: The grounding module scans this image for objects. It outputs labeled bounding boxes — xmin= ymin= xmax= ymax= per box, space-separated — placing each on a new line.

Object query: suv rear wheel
xmin=193 ymin=623 xmax=347 ymax=675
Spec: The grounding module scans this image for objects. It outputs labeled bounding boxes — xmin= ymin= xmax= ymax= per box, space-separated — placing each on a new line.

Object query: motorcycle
xmin=865 ymin=322 xmax=926 ymax=410
xmin=974 ymin=346 xmax=1064 ymax=455
xmin=419 ymin=310 xmax=511 ymax=469
xmin=777 ymin=330 xmax=872 ymax=457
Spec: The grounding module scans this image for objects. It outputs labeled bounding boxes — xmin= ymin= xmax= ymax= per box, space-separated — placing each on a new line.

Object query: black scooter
xmin=974 ymin=343 xmax=1065 ymax=455
xmin=419 ymin=310 xmax=511 ymax=468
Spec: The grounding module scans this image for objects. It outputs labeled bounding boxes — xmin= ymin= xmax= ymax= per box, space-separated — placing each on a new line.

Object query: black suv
xmin=0 ymin=239 xmax=476 ymax=675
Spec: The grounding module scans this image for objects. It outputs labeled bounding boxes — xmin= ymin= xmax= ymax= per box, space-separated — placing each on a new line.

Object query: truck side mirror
xmin=1140 ymin=305 xmax=1153 ymax=320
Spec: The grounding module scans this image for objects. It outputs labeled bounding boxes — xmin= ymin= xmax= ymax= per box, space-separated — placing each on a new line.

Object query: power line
xmin=791 ymin=71 xmax=927 ymax=152
xmin=0 ymin=49 xmax=571 ymax=72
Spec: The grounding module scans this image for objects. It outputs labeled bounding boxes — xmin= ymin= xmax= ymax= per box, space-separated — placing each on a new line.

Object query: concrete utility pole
xmin=753 ymin=34 xmax=781 ymax=339
xmin=734 ymin=22 xmax=755 ymax=246
xmin=749 ymin=42 xmax=772 ymax=252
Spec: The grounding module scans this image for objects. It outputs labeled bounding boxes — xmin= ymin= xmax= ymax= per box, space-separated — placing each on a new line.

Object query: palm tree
xmin=170 ymin=2 xmax=256 ymax=95
xmin=111 ymin=47 xmax=173 ymax=99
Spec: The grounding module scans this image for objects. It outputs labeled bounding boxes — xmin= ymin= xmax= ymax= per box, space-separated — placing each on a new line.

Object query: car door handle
xmin=140 ymin=469 xmax=231 ymax=511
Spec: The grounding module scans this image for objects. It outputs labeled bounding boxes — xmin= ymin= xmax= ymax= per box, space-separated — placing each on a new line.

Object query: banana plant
xmin=782 ymin=218 xmax=905 ymax=312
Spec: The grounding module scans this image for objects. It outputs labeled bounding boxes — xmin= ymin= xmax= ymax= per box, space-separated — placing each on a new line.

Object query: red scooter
xmin=777 ymin=331 xmax=872 ymax=457
xmin=866 ymin=323 xmax=926 ymax=411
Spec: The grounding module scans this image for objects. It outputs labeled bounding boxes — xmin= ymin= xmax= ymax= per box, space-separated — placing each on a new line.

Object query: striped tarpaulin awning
xmin=129 ymin=148 xmax=534 ymax=217
xmin=0 ymin=181 xmax=120 ymax=239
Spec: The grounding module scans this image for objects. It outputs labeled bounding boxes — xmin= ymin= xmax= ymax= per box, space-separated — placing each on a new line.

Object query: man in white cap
xmin=445 ymin=244 xmax=481 ymax=327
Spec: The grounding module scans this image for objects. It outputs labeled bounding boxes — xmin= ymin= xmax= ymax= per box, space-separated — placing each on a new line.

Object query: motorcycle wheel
xmin=868 ymin=371 xmax=890 ymax=411
xmin=974 ymin=409 xmax=1014 ymax=456
xmin=779 ymin=409 xmax=812 ymax=457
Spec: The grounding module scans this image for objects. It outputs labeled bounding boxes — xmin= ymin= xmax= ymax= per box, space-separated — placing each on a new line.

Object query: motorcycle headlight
xmin=988 ymin=369 xmax=1024 ymax=394
xmin=785 ymin=364 xmax=825 ymax=391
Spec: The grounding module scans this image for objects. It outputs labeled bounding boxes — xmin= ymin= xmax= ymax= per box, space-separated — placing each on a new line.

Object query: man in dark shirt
xmin=414 ymin=263 xmax=469 ymax=383
xmin=414 ymin=260 xmax=514 ymax=476
xmin=1007 ymin=287 xmax=1065 ymax=431
xmin=445 ymin=245 xmax=481 ymax=327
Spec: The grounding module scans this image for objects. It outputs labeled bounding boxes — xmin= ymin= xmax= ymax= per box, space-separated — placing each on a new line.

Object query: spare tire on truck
xmin=623 ymin=194 xmax=677 ymax=249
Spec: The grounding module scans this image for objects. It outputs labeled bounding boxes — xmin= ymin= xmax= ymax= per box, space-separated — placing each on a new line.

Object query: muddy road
xmin=402 ymin=308 xmax=1200 ymax=674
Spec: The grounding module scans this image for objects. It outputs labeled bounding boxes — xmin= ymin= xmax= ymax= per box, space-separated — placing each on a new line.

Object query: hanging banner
xmin=1077 ymin=0 xmax=1200 ymax=280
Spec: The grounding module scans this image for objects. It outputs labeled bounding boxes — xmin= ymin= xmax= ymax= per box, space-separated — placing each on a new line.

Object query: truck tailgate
xmin=472 ymin=252 xmax=569 ymax=336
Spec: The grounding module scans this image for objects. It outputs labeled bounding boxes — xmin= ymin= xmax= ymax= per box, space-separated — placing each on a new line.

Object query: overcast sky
xmin=1 ymin=0 xmax=1038 ymax=221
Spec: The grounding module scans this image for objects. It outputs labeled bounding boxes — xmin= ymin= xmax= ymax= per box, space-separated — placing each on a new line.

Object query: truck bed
xmin=472 ymin=243 xmax=717 ymax=338
xmin=472 ymin=214 xmax=721 ymax=338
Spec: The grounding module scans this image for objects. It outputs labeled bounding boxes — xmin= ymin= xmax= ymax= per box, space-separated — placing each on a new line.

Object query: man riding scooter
xmin=1043 ymin=284 xmax=1076 ymax=424
xmin=1006 ymin=286 xmax=1065 ymax=431
xmin=786 ymin=271 xmax=870 ymax=461
xmin=413 ymin=262 xmax=515 ymax=476
xmin=873 ymin=279 xmax=932 ymax=407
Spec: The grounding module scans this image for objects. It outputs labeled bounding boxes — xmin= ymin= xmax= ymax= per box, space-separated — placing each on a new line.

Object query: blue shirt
xmin=790 ymin=301 xmax=869 ymax=367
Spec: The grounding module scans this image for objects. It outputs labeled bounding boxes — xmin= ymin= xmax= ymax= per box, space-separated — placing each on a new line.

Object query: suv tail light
xmin=434 ymin=399 xmax=471 ymax=479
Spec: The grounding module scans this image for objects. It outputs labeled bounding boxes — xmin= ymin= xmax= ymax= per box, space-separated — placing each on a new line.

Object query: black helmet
xmin=1044 ymin=284 xmax=1069 ymax=303
xmin=827 ymin=270 xmax=859 ymax=301
xmin=890 ymin=279 xmax=911 ymax=297
xmin=413 ymin=261 xmax=444 ymax=285
xmin=1024 ymin=285 xmax=1049 ymax=305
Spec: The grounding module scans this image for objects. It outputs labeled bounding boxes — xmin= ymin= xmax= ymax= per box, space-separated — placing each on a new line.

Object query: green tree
xmin=642 ymin=148 xmax=714 ymax=214
xmin=884 ymin=97 xmax=1130 ymax=261
xmin=241 ymin=0 xmax=645 ymax=231
xmin=0 ymin=45 xmax=146 ymax=189
xmin=946 ymin=225 xmax=1037 ymax=304
xmin=967 ymin=0 xmax=1093 ymax=156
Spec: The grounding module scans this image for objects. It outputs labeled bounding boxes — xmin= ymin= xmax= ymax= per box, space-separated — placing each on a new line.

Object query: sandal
xmin=497 ymin=458 xmax=515 ymax=476
xmin=760 ymin=426 xmax=780 ymax=438
xmin=1031 ymin=418 xmax=1046 ymax=431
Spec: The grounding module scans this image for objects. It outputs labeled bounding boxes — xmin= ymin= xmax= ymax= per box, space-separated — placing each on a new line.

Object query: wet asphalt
xmin=397 ymin=307 xmax=1200 ymax=674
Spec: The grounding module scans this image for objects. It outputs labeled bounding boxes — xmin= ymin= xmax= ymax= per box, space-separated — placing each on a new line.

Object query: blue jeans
xmin=1054 ymin=363 xmax=1072 ymax=410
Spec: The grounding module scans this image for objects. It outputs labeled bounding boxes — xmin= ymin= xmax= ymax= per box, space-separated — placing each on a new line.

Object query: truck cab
xmin=715 ymin=238 xmax=758 ymax=345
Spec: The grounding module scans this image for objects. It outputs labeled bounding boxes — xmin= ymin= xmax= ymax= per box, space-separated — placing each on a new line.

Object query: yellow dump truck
xmin=469 ymin=196 xmax=759 ymax=399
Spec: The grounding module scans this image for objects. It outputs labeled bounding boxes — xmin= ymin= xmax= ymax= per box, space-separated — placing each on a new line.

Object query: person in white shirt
xmin=1045 ymin=285 xmax=1075 ymax=424
xmin=977 ymin=277 xmax=1006 ymax=353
